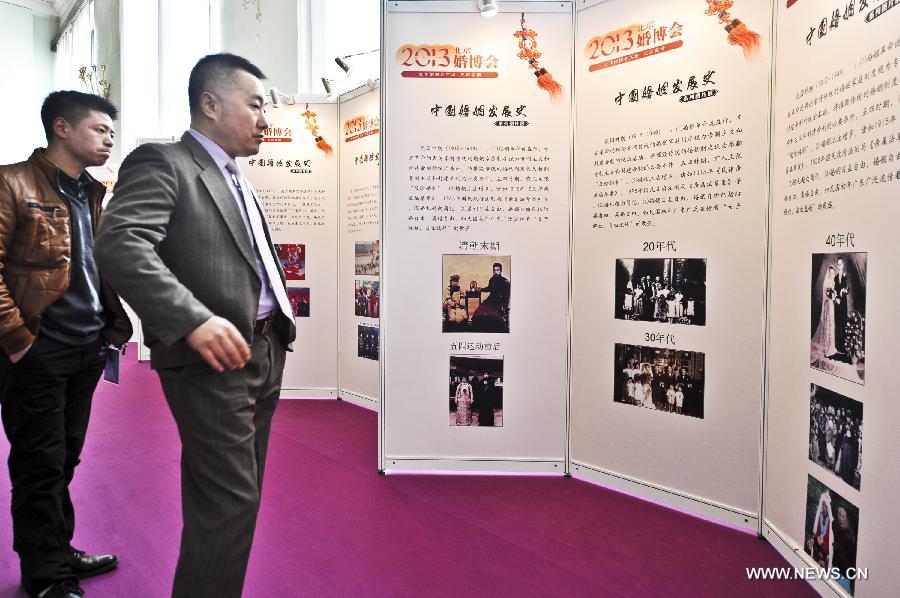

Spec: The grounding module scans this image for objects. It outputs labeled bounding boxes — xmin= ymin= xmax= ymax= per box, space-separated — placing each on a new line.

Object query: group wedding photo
xmin=355 ymin=240 xmax=380 ymax=276
xmin=613 ymin=343 xmax=706 ymax=419
xmin=614 ymin=258 xmax=707 ymax=326
xmin=355 ymin=280 xmax=380 ymax=318
xmin=808 ymin=384 xmax=862 ymax=491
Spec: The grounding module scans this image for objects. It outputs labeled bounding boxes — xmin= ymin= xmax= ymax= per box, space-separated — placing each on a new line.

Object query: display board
xmin=765 ymin=1 xmax=900 ymax=595
xmin=338 ymin=83 xmax=382 ymax=409
xmin=381 ymin=0 xmax=572 ymax=471
xmin=569 ymin=0 xmax=771 ymax=528
xmin=241 ymin=101 xmax=339 ymax=396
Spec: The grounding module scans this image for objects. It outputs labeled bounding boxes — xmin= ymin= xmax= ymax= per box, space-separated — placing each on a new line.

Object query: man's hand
xmin=9 ymin=343 xmax=32 ymax=364
xmin=186 ymin=317 xmax=251 ymax=372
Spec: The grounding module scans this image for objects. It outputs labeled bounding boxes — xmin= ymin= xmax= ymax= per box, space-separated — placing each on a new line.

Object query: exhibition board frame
xmin=568 ymin=0 xmax=772 ymax=536
xmin=761 ymin=0 xmax=899 ymax=595
xmin=338 ymin=80 xmax=383 ymax=410
xmin=241 ymin=97 xmax=340 ymax=397
xmin=379 ymin=0 xmax=574 ymax=475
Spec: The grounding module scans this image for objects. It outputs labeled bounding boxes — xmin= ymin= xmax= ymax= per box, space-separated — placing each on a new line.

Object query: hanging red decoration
xmin=704 ymin=0 xmax=761 ymax=59
xmin=301 ymin=104 xmax=333 ymax=155
xmin=514 ymin=13 xmax=564 ymax=102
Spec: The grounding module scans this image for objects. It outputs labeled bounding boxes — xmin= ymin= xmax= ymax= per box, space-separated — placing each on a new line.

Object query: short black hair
xmin=493 ymin=262 xmax=502 ymax=270
xmin=188 ymin=53 xmax=267 ymax=114
xmin=40 ymin=90 xmax=118 ymax=142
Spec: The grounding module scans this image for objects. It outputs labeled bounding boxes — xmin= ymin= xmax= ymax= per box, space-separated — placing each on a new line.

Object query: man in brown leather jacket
xmin=0 ymin=91 xmax=132 ymax=598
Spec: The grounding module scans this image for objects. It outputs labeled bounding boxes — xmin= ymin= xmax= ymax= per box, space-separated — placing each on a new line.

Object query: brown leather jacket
xmin=0 ymin=149 xmax=132 ymax=355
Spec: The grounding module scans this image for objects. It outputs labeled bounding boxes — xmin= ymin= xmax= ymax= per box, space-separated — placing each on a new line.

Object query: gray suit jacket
xmin=94 ymin=132 xmax=296 ymax=369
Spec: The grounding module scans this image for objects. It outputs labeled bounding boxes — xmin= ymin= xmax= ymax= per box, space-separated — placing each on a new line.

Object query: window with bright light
xmin=54 ymin=1 xmax=96 ymax=92
xmin=308 ymin=0 xmax=380 ymax=95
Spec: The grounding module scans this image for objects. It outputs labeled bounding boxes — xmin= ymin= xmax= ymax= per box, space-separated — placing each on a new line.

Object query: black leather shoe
xmin=37 ymin=581 xmax=84 ymax=598
xmin=69 ymin=547 xmax=118 ymax=579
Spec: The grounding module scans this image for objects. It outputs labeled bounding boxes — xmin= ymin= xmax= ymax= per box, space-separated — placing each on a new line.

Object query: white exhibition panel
xmin=570 ymin=0 xmax=771 ymax=524
xmin=766 ymin=2 xmax=900 ymax=596
xmin=241 ymin=102 xmax=339 ymax=395
xmin=382 ymin=0 xmax=572 ymax=470
xmin=338 ymin=85 xmax=382 ymax=408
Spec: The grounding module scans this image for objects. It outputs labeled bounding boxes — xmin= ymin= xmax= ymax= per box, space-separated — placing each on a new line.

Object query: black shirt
xmin=39 ymin=170 xmax=105 ymax=346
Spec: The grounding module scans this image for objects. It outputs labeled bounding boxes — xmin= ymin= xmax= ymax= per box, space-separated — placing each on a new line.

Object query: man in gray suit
xmin=94 ymin=53 xmax=295 ymax=597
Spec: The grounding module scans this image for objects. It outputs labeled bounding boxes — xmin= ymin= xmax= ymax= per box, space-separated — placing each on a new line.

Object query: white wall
xmin=33 ymin=13 xmax=56 ymax=105
xmin=220 ymin=0 xmax=299 ymax=93
xmin=0 ymin=3 xmax=57 ymax=164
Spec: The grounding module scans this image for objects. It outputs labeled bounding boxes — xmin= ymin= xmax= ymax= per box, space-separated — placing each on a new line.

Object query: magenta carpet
xmin=0 ymin=346 xmax=814 ymax=597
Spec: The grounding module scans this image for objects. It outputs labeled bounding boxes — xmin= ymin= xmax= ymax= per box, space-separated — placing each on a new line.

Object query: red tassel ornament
xmin=315 ymin=136 xmax=334 ymax=155
xmin=514 ymin=13 xmax=564 ymax=103
xmin=301 ymin=104 xmax=333 ymax=155
xmin=704 ymin=1 xmax=761 ymax=59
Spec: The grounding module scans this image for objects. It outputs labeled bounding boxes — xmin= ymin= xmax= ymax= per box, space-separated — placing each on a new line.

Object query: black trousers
xmin=0 ymin=335 xmax=107 ymax=595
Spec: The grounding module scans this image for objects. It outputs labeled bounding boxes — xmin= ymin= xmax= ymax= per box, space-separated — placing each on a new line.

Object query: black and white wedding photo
xmin=448 ymin=355 xmax=504 ymax=427
xmin=613 ymin=343 xmax=706 ymax=419
xmin=614 ymin=258 xmax=707 ymax=326
xmin=357 ymin=324 xmax=379 ymax=361
xmin=808 ymin=384 xmax=862 ymax=490
xmin=810 ymin=253 xmax=866 ymax=385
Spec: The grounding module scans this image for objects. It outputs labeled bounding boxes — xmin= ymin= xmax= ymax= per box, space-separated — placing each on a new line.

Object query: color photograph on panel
xmin=810 ymin=252 xmax=866 ymax=384
xmin=355 ymin=240 xmax=380 ymax=275
xmin=808 ymin=384 xmax=862 ymax=490
xmin=355 ymin=280 xmax=380 ymax=318
xmin=287 ymin=288 xmax=310 ymax=318
xmin=442 ymin=255 xmax=511 ymax=333
xmin=449 ymin=355 xmax=503 ymax=427
xmin=804 ymin=475 xmax=860 ymax=595
xmin=613 ymin=343 xmax=705 ymax=418
xmin=615 ymin=258 xmax=707 ymax=325
xmin=358 ymin=324 xmax=379 ymax=361
xmin=275 ymin=243 xmax=305 ymax=280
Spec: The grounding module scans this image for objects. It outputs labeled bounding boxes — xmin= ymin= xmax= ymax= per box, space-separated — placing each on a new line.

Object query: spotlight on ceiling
xmin=269 ymin=87 xmax=282 ymax=108
xmin=335 ymin=56 xmax=353 ymax=78
xmin=334 ymin=50 xmax=380 ymax=79
xmin=321 ymin=77 xmax=338 ymax=100
xmin=478 ymin=0 xmax=499 ymax=17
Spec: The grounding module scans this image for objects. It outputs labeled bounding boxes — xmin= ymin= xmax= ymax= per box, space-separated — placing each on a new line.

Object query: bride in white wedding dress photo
xmin=811 ymin=265 xmax=838 ymax=358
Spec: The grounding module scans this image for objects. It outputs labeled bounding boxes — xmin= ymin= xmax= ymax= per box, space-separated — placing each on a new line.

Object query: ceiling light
xmin=478 ymin=1 xmax=499 ymax=17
